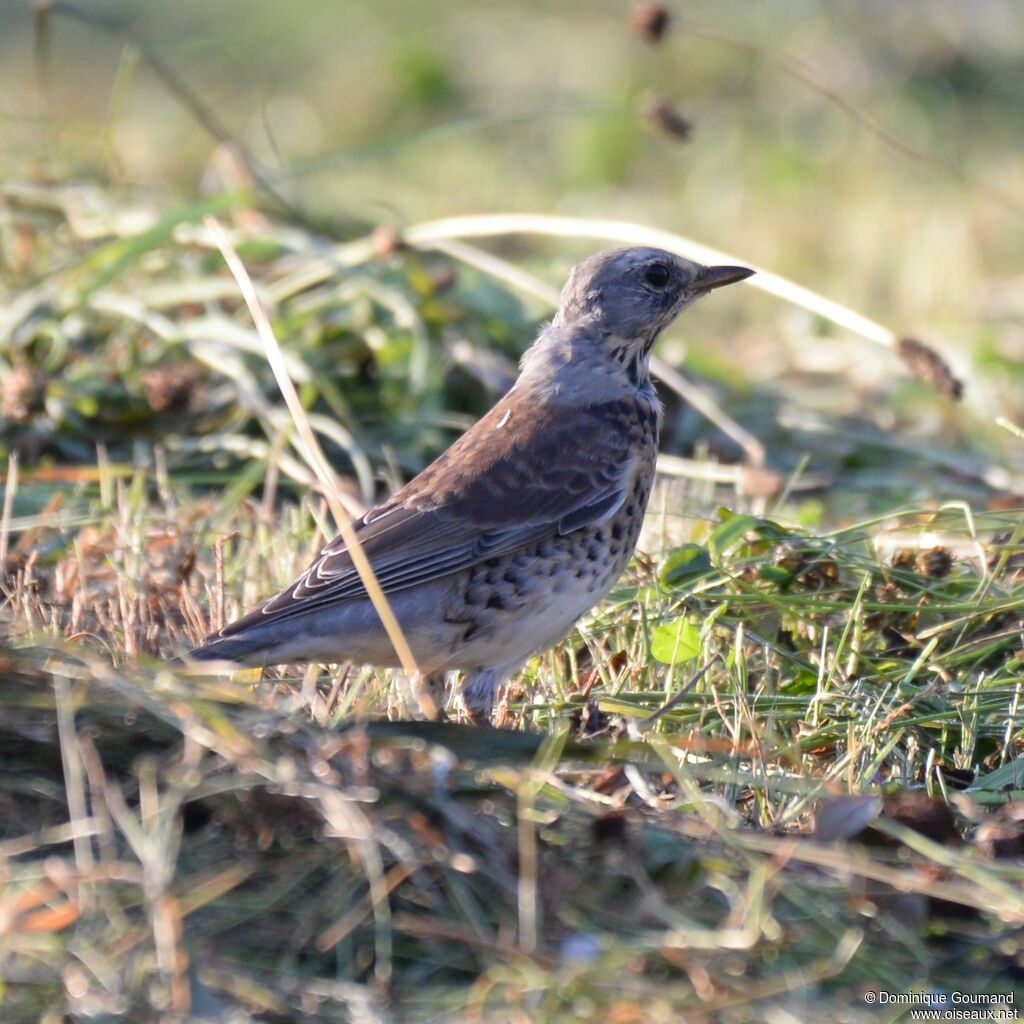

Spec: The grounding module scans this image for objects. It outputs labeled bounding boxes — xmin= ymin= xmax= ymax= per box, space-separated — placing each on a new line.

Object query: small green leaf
xmin=650 ymin=617 xmax=701 ymax=664
xmin=781 ymin=671 xmax=819 ymax=695
xmin=758 ymin=563 xmax=793 ymax=584
xmin=708 ymin=513 xmax=758 ymax=556
xmin=970 ymin=760 xmax=1024 ymax=792
xmin=659 ymin=544 xmax=713 ymax=587
xmin=709 ymin=512 xmax=790 ymax=560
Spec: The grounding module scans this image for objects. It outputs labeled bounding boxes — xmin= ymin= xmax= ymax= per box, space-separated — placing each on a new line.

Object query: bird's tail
xmin=169 ymin=634 xmax=264 ymax=670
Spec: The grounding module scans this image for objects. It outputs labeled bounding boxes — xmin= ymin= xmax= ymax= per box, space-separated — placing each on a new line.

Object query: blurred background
xmin=1 ymin=0 xmax=1023 ymax=516
xmin=3 ymin=2 xmax=1019 ymax=279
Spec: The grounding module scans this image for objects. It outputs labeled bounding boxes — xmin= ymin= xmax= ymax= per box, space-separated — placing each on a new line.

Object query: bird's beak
xmin=693 ymin=265 xmax=755 ymax=292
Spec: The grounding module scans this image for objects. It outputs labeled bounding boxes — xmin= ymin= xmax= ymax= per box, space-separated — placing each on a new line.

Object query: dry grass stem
xmin=203 ymin=215 xmax=420 ymax=679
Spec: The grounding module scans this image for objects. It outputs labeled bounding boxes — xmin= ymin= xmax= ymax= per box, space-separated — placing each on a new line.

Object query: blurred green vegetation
xmin=2 ymin=1 xmax=1023 ymax=518
xmin=2 ymin=1 xmax=1024 ymax=473
xmin=3 ymin=1 xmax=1022 ymax=294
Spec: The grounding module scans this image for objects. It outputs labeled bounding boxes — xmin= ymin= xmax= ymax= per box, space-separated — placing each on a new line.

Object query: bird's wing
xmin=213 ymin=396 xmax=650 ymax=638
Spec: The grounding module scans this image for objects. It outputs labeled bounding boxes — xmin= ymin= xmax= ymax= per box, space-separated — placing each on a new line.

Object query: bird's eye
xmin=644 ymin=262 xmax=671 ymax=289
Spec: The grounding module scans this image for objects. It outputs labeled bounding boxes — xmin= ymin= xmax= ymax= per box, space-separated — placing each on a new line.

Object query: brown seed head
xmin=2 ymin=366 xmax=47 ymax=423
xmin=890 ymin=548 xmax=917 ymax=571
xmin=371 ymin=225 xmax=404 ymax=259
xmin=642 ymin=94 xmax=693 ymax=142
xmin=630 ymin=2 xmax=671 ymax=43
xmin=916 ymin=546 xmax=953 ymax=578
xmin=896 ymin=337 xmax=963 ymax=401
xmin=141 ymin=363 xmax=202 ymax=414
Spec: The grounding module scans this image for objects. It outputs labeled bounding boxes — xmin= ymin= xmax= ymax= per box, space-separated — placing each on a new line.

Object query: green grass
xmin=3 ymin=513 xmax=1024 ymax=1020
xmin=3 ymin=337 xmax=1024 ymax=1018
xmin=1 ymin=173 xmax=1022 ymax=1020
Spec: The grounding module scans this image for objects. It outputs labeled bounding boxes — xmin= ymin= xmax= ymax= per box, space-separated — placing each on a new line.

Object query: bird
xmin=184 ymin=247 xmax=753 ymax=722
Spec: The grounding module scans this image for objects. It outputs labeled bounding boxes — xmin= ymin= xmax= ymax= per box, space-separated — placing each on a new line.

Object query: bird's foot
xmin=459 ymin=661 xmax=522 ymax=726
xmin=410 ymin=671 xmax=449 ymax=721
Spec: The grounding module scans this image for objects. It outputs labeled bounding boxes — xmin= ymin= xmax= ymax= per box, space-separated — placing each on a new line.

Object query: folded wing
xmin=209 ymin=397 xmax=643 ymax=640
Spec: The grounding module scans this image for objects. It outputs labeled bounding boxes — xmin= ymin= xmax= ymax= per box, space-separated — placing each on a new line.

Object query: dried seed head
xmin=371 ymin=225 xmax=404 ymax=259
xmin=141 ymin=363 xmax=202 ymax=414
xmin=2 ymin=366 xmax=47 ymax=423
xmin=630 ymin=2 xmax=671 ymax=43
xmin=891 ymin=548 xmax=917 ymax=570
xmin=916 ymin=546 xmax=953 ymax=578
xmin=896 ymin=337 xmax=963 ymax=401
xmin=641 ymin=94 xmax=693 ymax=142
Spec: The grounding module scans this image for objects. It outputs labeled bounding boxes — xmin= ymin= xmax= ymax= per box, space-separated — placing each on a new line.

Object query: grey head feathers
xmin=519 ymin=246 xmax=753 ymax=397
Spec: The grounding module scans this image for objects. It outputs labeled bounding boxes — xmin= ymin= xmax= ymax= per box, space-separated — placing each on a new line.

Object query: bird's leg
xmin=459 ymin=660 xmax=524 ymax=726
xmin=411 ymin=671 xmax=449 ymax=720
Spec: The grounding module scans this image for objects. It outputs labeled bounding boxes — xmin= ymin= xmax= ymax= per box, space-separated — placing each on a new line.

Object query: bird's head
xmin=554 ymin=246 xmax=753 ymax=348
xmin=518 ymin=246 xmax=753 ymax=399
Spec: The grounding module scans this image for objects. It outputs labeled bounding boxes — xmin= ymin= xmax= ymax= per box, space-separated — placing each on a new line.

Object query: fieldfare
xmin=185 ymin=247 xmax=753 ymax=721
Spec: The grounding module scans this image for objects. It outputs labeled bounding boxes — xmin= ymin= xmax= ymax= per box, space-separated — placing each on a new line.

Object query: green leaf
xmin=970 ymin=760 xmax=1024 ymax=792
xmin=781 ymin=670 xmax=819 ymax=695
xmin=659 ymin=544 xmax=713 ymax=587
xmin=650 ymin=617 xmax=701 ymax=665
xmin=708 ymin=513 xmax=755 ymax=556
xmin=758 ymin=563 xmax=794 ymax=584
xmin=708 ymin=511 xmax=791 ymax=561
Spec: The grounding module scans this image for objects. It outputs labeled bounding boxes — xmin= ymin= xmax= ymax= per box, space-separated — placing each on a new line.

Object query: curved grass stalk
xmin=402 ymin=213 xmax=897 ymax=347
